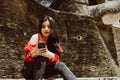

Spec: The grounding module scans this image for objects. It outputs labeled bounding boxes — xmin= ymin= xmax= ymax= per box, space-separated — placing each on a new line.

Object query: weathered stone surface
xmin=0 ymin=0 xmax=120 ymax=78
xmin=89 ymin=0 xmax=105 ymax=5
xmin=88 ymin=1 xmax=120 ymax=22
xmin=50 ymin=0 xmax=120 ymax=77
xmin=97 ymin=24 xmax=118 ymax=66
xmin=60 ymin=15 xmax=120 ymax=77
xmin=50 ymin=0 xmax=88 ymax=15
xmin=1 ymin=77 xmax=120 ymax=80
xmin=112 ymin=27 xmax=120 ymax=66
xmin=88 ymin=1 xmax=120 ymax=66
xmin=0 ymin=0 xmax=38 ymax=78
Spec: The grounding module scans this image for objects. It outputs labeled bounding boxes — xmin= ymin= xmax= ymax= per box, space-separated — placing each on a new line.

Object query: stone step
xmin=0 ymin=77 xmax=120 ymax=80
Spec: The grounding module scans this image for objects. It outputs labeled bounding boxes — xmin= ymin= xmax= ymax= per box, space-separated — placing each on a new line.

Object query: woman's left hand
xmin=38 ymin=46 xmax=48 ymax=57
xmin=40 ymin=48 xmax=55 ymax=60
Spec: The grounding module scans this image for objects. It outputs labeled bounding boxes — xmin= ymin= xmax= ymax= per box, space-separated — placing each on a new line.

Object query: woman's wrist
xmin=31 ymin=48 xmax=38 ymax=58
xmin=46 ymin=51 xmax=55 ymax=59
xmin=31 ymin=50 xmax=35 ymax=58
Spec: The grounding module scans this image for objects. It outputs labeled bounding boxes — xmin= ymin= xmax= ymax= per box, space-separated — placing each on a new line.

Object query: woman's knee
xmin=21 ymin=63 xmax=34 ymax=79
xmin=55 ymin=62 xmax=67 ymax=70
xmin=57 ymin=62 xmax=66 ymax=66
xmin=35 ymin=56 xmax=48 ymax=62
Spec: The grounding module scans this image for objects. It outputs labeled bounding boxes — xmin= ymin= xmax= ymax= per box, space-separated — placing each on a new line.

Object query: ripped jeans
xmin=21 ymin=56 xmax=77 ymax=80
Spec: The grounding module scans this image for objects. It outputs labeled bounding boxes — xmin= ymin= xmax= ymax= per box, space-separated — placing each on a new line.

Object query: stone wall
xmin=0 ymin=0 xmax=38 ymax=78
xmin=112 ymin=27 xmax=120 ymax=66
xmin=0 ymin=0 xmax=120 ymax=78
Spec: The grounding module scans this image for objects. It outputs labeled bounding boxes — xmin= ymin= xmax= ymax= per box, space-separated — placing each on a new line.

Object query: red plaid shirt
xmin=24 ymin=39 xmax=63 ymax=64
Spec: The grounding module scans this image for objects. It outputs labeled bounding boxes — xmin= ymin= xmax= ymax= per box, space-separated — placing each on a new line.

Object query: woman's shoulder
xmin=29 ymin=33 xmax=38 ymax=44
xmin=31 ymin=33 xmax=38 ymax=38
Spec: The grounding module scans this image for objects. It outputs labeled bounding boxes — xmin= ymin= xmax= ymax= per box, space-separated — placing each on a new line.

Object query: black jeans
xmin=21 ymin=56 xmax=77 ymax=80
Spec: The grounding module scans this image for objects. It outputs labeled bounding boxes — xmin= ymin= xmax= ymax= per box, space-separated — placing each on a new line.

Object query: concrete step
xmin=0 ymin=77 xmax=120 ymax=80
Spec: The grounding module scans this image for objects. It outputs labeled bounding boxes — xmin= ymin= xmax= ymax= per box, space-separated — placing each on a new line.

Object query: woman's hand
xmin=31 ymin=43 xmax=55 ymax=60
xmin=31 ymin=43 xmax=48 ymax=57
xmin=39 ymin=46 xmax=55 ymax=60
xmin=30 ymin=43 xmax=43 ymax=57
xmin=38 ymin=47 xmax=48 ymax=57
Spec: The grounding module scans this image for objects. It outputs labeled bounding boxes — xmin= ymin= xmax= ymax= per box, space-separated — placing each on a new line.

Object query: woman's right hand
xmin=31 ymin=43 xmax=40 ymax=57
xmin=31 ymin=43 xmax=47 ymax=58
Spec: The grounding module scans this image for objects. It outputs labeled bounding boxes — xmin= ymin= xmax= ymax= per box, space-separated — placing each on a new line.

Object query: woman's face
xmin=41 ymin=20 xmax=51 ymax=38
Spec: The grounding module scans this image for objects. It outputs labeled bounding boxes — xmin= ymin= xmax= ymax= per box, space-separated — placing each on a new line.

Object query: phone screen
xmin=38 ymin=43 xmax=45 ymax=48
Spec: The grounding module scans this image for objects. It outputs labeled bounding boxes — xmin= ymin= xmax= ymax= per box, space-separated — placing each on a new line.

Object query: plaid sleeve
xmin=24 ymin=42 xmax=36 ymax=62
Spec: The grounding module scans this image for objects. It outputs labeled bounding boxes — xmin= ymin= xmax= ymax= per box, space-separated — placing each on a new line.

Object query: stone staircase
xmin=0 ymin=77 xmax=120 ymax=80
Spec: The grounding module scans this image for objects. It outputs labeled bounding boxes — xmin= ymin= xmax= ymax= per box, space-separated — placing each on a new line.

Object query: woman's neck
xmin=40 ymin=34 xmax=48 ymax=43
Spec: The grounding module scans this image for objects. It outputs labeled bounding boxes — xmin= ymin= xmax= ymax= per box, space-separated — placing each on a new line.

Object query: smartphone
xmin=38 ymin=42 xmax=45 ymax=48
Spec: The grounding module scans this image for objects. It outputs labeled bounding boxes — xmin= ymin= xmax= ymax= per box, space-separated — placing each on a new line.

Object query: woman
xmin=21 ymin=16 xmax=77 ymax=80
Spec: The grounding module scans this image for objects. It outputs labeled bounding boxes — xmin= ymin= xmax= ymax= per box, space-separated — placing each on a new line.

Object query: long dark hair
xmin=39 ymin=16 xmax=60 ymax=55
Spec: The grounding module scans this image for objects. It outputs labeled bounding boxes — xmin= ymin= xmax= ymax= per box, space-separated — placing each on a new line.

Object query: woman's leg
xmin=54 ymin=62 xmax=77 ymax=80
xmin=43 ymin=64 xmax=60 ymax=79
xmin=21 ymin=62 xmax=34 ymax=79
xmin=34 ymin=56 xmax=48 ymax=80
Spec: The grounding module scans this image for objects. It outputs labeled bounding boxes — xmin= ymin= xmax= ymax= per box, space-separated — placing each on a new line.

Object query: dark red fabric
xmin=24 ymin=42 xmax=36 ymax=62
xmin=48 ymin=54 xmax=60 ymax=64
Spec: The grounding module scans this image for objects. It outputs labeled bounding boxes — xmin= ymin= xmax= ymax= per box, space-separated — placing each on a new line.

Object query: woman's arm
xmin=24 ymin=43 xmax=36 ymax=62
xmin=47 ymin=52 xmax=60 ymax=64
xmin=47 ymin=46 xmax=63 ymax=64
xmin=37 ymin=44 xmax=63 ymax=64
xmin=24 ymin=34 xmax=38 ymax=62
